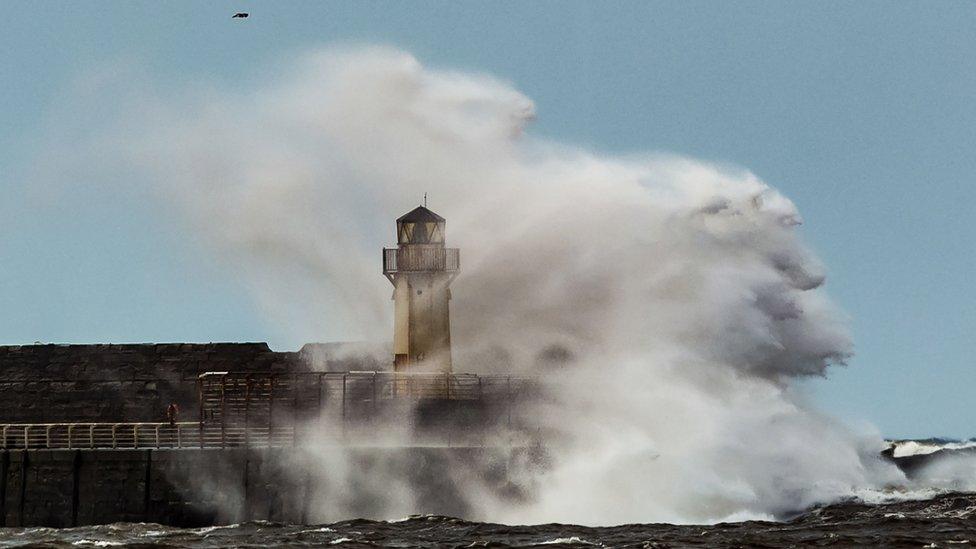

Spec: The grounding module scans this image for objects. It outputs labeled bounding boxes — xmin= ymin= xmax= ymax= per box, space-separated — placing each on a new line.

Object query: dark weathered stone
xmin=0 ymin=446 xmax=525 ymax=527
xmin=0 ymin=341 xmax=531 ymax=527
xmin=0 ymin=342 xmax=385 ymax=423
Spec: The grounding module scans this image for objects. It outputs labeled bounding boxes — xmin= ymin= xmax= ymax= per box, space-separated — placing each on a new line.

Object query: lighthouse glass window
xmin=399 ymin=222 xmax=415 ymax=244
xmin=399 ymin=221 xmax=444 ymax=244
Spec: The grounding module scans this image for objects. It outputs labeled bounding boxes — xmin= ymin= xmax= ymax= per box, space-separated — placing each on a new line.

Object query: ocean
xmin=2 ymin=440 xmax=974 ymax=548
xmin=3 ymin=492 xmax=975 ymax=548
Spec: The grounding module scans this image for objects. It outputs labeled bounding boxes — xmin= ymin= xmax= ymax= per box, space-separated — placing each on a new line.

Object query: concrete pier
xmin=0 ymin=446 xmax=530 ymax=527
xmin=0 ymin=343 xmax=539 ymax=527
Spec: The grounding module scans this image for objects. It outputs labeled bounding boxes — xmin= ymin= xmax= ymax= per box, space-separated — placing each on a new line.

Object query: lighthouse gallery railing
xmin=383 ymin=247 xmax=459 ymax=273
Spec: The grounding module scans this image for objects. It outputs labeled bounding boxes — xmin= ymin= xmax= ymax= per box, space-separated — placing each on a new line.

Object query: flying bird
xmin=232 ymin=12 xmax=249 ymax=18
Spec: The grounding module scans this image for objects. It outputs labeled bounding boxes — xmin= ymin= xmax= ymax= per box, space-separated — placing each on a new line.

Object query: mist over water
xmin=72 ymin=46 xmax=926 ymax=524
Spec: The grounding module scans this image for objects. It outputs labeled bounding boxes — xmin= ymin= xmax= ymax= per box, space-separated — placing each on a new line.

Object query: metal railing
xmin=0 ymin=420 xmax=533 ymax=451
xmin=0 ymin=373 xmax=534 ymax=450
xmin=0 ymin=422 xmax=295 ymax=450
xmin=383 ymin=247 xmax=459 ymax=273
xmin=198 ymin=371 xmax=529 ymax=404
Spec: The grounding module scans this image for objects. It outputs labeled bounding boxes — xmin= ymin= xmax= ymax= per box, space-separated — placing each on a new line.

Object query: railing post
xmin=112 ymin=424 xmax=118 ymax=449
xmin=291 ymin=372 xmax=299 ymax=413
xmin=68 ymin=425 xmax=74 ymax=450
xmin=198 ymin=376 xmax=205 ymax=448
xmin=23 ymin=426 xmax=29 ymax=450
xmin=2 ymin=425 xmax=8 ymax=449
xmin=244 ymin=377 xmax=251 ymax=449
xmin=45 ymin=425 xmax=52 ymax=449
xmin=89 ymin=424 xmax=94 ymax=449
xmin=268 ymin=376 xmax=275 ymax=449
xmin=221 ymin=377 xmax=227 ymax=449
xmin=133 ymin=424 xmax=139 ymax=449
xmin=155 ymin=424 xmax=160 ymax=449
xmin=176 ymin=424 xmax=182 ymax=448
xmin=507 ymin=376 xmax=512 ymax=427
xmin=341 ymin=373 xmax=348 ymax=440
xmin=317 ymin=373 xmax=323 ymax=411
xmin=292 ymin=374 xmax=300 ymax=448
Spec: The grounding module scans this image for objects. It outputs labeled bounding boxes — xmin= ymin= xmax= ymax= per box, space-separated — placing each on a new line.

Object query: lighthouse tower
xmin=382 ymin=206 xmax=459 ymax=373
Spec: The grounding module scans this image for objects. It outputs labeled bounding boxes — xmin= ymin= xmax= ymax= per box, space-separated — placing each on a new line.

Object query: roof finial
xmin=424 ymin=192 xmax=427 ymax=208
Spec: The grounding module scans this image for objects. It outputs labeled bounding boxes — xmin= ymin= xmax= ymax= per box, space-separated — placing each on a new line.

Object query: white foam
xmin=538 ymin=537 xmax=597 ymax=545
xmin=890 ymin=440 xmax=976 ymax=458
xmin=298 ymin=527 xmax=336 ymax=533
xmin=852 ymin=486 xmax=946 ymax=505
xmin=387 ymin=515 xmax=432 ymax=523
xmin=714 ymin=510 xmax=776 ymax=523
xmin=192 ymin=523 xmax=243 ymax=534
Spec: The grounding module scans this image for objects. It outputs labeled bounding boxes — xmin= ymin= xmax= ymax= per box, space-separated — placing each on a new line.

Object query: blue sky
xmin=1 ymin=2 xmax=974 ymax=438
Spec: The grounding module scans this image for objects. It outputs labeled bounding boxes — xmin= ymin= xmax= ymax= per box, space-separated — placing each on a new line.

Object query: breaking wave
xmin=40 ymin=45 xmax=976 ymax=525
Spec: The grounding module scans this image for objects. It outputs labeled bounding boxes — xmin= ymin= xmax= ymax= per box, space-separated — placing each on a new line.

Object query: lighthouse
xmin=382 ymin=206 xmax=459 ymax=373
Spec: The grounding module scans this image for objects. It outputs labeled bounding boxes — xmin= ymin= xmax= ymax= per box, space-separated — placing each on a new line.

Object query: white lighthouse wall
xmin=392 ymin=276 xmax=411 ymax=357
xmin=404 ymin=272 xmax=453 ymax=372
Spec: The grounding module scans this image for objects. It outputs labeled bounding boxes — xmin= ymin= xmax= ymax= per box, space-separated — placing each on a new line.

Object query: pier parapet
xmin=0 ymin=371 xmax=533 ymax=451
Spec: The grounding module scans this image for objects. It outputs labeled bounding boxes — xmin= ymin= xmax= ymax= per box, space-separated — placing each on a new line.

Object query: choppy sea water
xmin=2 ymin=492 xmax=976 ymax=548
xmin=3 ymin=440 xmax=974 ymax=548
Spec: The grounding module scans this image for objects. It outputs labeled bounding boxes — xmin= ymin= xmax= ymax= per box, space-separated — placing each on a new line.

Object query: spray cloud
xmin=79 ymin=46 xmax=910 ymax=524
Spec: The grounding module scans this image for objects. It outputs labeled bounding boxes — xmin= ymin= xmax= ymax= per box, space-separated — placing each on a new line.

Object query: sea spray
xmin=57 ymin=46 xmax=911 ymax=524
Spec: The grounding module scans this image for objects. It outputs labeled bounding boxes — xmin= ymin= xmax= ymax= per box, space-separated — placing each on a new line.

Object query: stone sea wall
xmin=0 ymin=343 xmax=385 ymax=424
xmin=0 ymin=343 xmax=522 ymax=528
xmin=0 ymin=446 xmax=525 ymax=527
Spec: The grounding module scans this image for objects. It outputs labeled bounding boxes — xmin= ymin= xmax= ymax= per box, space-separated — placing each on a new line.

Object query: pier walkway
xmin=0 ymin=371 xmax=533 ymax=451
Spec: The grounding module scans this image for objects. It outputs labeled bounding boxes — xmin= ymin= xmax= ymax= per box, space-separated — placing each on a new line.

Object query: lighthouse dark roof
xmin=397 ymin=206 xmax=445 ymax=223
